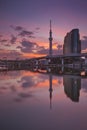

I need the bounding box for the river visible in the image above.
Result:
[0,70,87,130]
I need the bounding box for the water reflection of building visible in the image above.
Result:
[63,76,81,102]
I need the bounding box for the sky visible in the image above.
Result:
[0,0,87,59]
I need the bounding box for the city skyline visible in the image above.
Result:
[0,0,87,59]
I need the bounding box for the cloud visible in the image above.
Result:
[10,25,35,38]
[18,30,35,38]
[0,49,23,59]
[0,38,10,47]
[0,35,13,46]
[0,35,3,37]
[35,27,40,30]
[0,39,8,43]
[0,35,8,44]
[14,26,23,31]
[10,25,23,31]
[17,40,37,53]
[18,93,33,98]
[4,44,11,47]
[10,85,16,92]
[83,36,87,40]
[10,35,17,44]
[17,40,62,55]
[0,86,7,90]
[37,44,63,55]
[22,81,34,88]
[81,36,87,51]
[37,46,48,54]
[57,44,62,50]
[17,40,48,54]
[21,76,35,88]
[14,92,34,102]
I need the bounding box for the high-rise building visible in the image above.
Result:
[63,29,81,54]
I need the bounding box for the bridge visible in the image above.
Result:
[35,53,87,59]
[0,52,87,71]
[29,53,87,68]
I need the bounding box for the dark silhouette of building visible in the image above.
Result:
[63,76,81,102]
[63,29,81,54]
[49,20,53,56]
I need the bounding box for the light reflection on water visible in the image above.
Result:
[0,70,87,130]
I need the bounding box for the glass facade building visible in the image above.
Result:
[63,29,81,54]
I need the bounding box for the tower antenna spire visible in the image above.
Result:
[49,20,53,56]
[50,20,52,30]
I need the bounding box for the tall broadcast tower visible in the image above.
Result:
[49,20,53,56]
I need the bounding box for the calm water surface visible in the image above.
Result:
[0,70,87,130]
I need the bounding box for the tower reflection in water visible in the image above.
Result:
[48,74,81,107]
[49,74,53,109]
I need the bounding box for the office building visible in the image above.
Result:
[63,29,81,54]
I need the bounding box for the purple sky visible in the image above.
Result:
[0,0,87,59]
